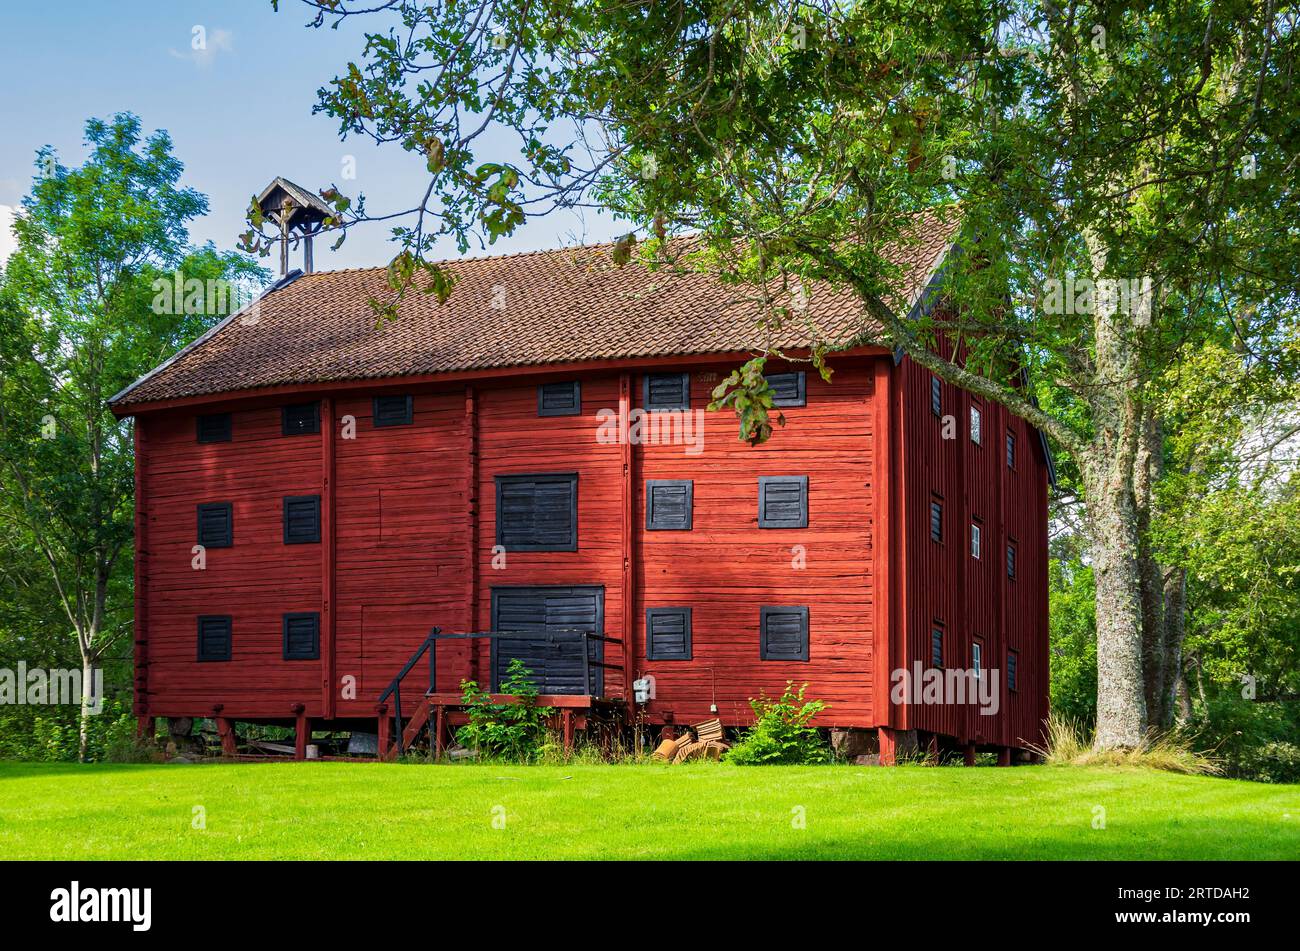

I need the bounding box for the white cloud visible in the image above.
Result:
[0,205,17,269]
[169,27,234,68]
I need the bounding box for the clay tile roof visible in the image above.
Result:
[111,211,958,409]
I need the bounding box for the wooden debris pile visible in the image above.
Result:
[654,718,729,763]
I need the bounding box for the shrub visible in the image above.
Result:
[726,682,831,765]
[1189,698,1300,784]
[454,658,554,762]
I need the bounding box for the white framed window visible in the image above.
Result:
[970,405,983,445]
[972,641,983,677]
[971,522,982,559]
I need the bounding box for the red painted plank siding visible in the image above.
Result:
[892,330,1050,750]
[134,346,1043,742]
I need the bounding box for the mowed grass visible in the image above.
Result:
[1,760,1297,860]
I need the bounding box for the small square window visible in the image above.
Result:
[196,413,232,443]
[765,372,806,408]
[538,381,581,416]
[971,522,982,559]
[970,405,983,445]
[1008,650,1019,691]
[644,372,690,411]
[196,502,233,548]
[282,612,320,661]
[1006,431,1017,469]
[760,606,810,661]
[759,476,808,529]
[373,394,413,427]
[283,495,321,544]
[930,376,942,416]
[1007,541,1018,580]
[495,473,579,551]
[646,480,693,531]
[646,607,692,660]
[197,615,232,662]
[931,625,944,669]
[282,402,320,436]
[929,498,943,543]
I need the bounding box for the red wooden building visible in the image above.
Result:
[110,210,1051,763]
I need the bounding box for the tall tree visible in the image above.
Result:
[0,114,265,759]
[269,0,1300,746]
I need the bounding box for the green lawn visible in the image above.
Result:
[1,760,1297,860]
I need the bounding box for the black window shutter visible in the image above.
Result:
[931,376,942,416]
[196,413,232,443]
[765,372,806,408]
[929,499,943,542]
[197,615,232,662]
[643,372,690,411]
[282,402,320,436]
[760,606,810,661]
[931,627,944,668]
[283,495,321,544]
[758,476,808,528]
[646,480,693,530]
[646,607,692,660]
[282,612,320,660]
[495,473,579,551]
[373,394,413,427]
[538,381,581,416]
[196,502,233,548]
[1007,650,1019,691]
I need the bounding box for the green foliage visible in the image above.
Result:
[0,113,265,759]
[454,658,555,762]
[726,682,831,765]
[1049,556,1098,727]
[1189,697,1300,785]
[0,699,138,762]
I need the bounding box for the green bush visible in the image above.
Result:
[454,659,555,762]
[1191,698,1300,783]
[726,682,831,765]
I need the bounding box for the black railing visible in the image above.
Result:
[376,627,623,757]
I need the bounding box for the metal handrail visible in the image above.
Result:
[376,626,625,756]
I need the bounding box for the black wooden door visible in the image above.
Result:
[490,586,605,695]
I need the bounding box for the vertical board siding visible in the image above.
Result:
[895,325,1050,751]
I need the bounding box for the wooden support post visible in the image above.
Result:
[964,743,976,766]
[132,421,151,725]
[292,704,308,761]
[562,709,575,753]
[321,396,337,719]
[434,705,446,759]
[465,385,479,686]
[136,716,155,741]
[216,717,237,758]
[879,727,897,766]
[927,733,941,764]
[377,704,390,759]
[619,372,636,717]
[997,746,1012,767]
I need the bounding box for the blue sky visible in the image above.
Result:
[0,1,620,271]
